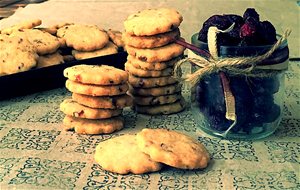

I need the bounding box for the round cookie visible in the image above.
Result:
[0,35,38,75]
[126,41,185,63]
[65,80,129,96]
[72,41,118,60]
[72,93,133,109]
[129,83,182,96]
[10,29,60,55]
[124,8,183,36]
[125,61,173,77]
[37,51,64,68]
[133,93,182,106]
[57,24,109,51]
[63,115,124,135]
[60,99,122,119]
[136,128,210,169]
[127,54,182,71]
[128,75,178,88]
[134,98,186,115]
[63,64,128,85]
[1,19,42,35]
[122,28,180,48]
[94,134,163,174]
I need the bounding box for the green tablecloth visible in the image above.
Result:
[0,60,299,190]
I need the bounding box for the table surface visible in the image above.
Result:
[0,1,300,189]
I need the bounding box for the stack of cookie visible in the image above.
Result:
[56,24,119,60]
[123,8,186,115]
[60,64,133,135]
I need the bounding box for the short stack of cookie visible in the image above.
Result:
[60,64,133,135]
[123,8,186,115]
[56,24,119,60]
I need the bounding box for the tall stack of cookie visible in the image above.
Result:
[60,64,133,135]
[123,8,186,115]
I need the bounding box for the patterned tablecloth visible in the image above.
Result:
[0,60,299,190]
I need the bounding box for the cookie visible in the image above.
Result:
[57,24,109,51]
[94,134,162,174]
[60,99,122,119]
[134,98,186,115]
[107,29,124,48]
[124,8,183,36]
[128,75,177,88]
[129,83,182,96]
[63,115,124,134]
[65,80,129,96]
[136,128,210,169]
[133,93,182,106]
[0,35,38,75]
[122,28,180,48]
[38,22,74,35]
[127,54,182,71]
[1,19,42,35]
[72,41,118,60]
[10,29,61,55]
[37,51,64,68]
[125,61,173,77]
[72,93,133,109]
[126,40,185,63]
[64,64,128,85]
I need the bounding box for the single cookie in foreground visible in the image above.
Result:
[134,98,186,115]
[60,99,122,119]
[63,64,128,85]
[72,93,133,109]
[63,115,124,134]
[94,134,163,174]
[124,8,183,36]
[136,128,210,169]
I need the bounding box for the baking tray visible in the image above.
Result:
[0,51,128,100]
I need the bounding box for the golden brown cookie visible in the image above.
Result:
[125,61,173,77]
[72,41,118,60]
[136,128,210,169]
[94,134,163,174]
[126,40,185,63]
[63,115,124,134]
[60,99,122,119]
[129,83,182,96]
[65,80,129,96]
[128,75,177,88]
[124,8,183,36]
[1,19,42,35]
[72,93,133,109]
[107,29,124,48]
[122,28,180,48]
[63,64,128,85]
[133,93,182,106]
[57,24,109,51]
[37,51,64,68]
[134,98,186,115]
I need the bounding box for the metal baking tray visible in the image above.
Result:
[0,51,128,100]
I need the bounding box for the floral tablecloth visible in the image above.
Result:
[0,60,299,190]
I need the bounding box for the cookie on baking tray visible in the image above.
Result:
[60,99,122,119]
[129,82,182,96]
[133,93,182,106]
[122,28,180,48]
[1,19,42,35]
[136,128,210,169]
[94,134,163,174]
[107,29,125,49]
[0,35,38,75]
[124,8,183,36]
[128,75,178,88]
[126,40,186,63]
[63,115,124,135]
[63,64,128,85]
[134,98,186,115]
[125,61,174,78]
[65,80,129,96]
[72,93,133,109]
[57,24,109,51]
[72,41,118,60]
[37,51,64,68]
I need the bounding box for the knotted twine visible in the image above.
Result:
[174,25,291,137]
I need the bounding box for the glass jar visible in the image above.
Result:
[190,33,289,140]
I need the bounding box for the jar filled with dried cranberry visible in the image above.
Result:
[189,9,289,139]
